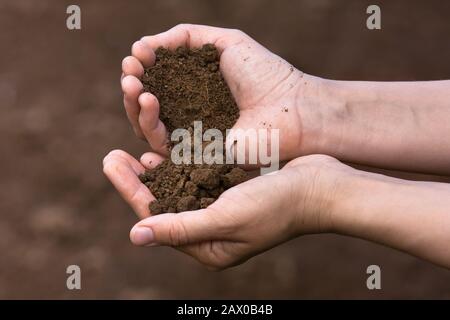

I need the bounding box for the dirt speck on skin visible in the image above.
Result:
[139,44,248,214]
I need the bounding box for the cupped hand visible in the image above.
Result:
[103,151,350,270]
[121,24,320,160]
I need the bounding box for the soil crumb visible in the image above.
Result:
[139,44,248,214]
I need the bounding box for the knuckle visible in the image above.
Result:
[131,40,141,50]
[121,56,131,67]
[174,23,192,32]
[122,75,140,89]
[107,149,127,160]
[102,159,119,176]
[167,220,189,246]
[230,28,243,35]
[122,74,133,82]
[102,150,130,175]
[228,28,246,39]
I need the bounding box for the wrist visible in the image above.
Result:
[287,155,357,235]
[295,76,350,157]
[326,166,400,236]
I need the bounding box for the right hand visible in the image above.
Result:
[120,24,323,160]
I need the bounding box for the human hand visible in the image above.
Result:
[103,151,352,270]
[120,24,324,160]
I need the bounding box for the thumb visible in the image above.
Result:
[129,209,225,247]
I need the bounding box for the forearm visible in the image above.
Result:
[331,169,450,268]
[300,78,450,175]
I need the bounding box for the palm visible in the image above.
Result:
[219,39,304,161]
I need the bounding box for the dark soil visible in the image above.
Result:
[142,44,239,134]
[139,161,247,214]
[139,44,247,214]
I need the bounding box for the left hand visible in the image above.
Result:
[103,151,350,270]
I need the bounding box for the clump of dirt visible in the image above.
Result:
[139,44,248,214]
[139,161,247,214]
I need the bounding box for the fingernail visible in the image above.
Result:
[131,226,154,246]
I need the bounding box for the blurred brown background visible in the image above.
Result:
[0,0,449,299]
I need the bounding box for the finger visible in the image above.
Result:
[104,149,146,175]
[131,40,156,68]
[103,150,154,219]
[121,75,144,139]
[122,56,144,78]
[141,24,244,53]
[140,152,165,170]
[138,93,169,155]
[129,209,228,246]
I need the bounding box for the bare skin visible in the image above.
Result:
[317,79,450,175]
[106,24,450,270]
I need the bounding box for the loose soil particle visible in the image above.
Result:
[139,44,248,214]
